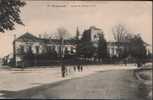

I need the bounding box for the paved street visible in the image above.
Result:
[0,69,146,99]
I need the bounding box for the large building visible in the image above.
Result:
[81,26,125,57]
[81,26,150,59]
[13,32,76,67]
[107,41,130,58]
[12,28,130,67]
[10,26,150,67]
[81,26,104,47]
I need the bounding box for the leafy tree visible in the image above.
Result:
[97,34,108,60]
[44,47,57,59]
[0,0,26,32]
[77,41,96,59]
[130,34,147,58]
[129,34,147,66]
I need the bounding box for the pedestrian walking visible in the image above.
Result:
[74,66,76,72]
[80,65,83,72]
[65,66,68,76]
[61,64,66,77]
[77,65,80,72]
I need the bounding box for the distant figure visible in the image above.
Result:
[77,64,83,72]
[61,64,66,77]
[73,66,76,72]
[65,66,68,76]
[77,65,80,72]
[124,59,127,66]
[80,65,83,72]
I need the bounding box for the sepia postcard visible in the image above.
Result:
[0,0,152,99]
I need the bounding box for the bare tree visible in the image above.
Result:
[56,27,70,77]
[112,24,135,58]
[112,24,128,42]
[56,27,70,40]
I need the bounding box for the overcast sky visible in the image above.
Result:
[0,1,152,58]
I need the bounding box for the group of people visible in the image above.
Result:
[73,65,83,72]
[61,64,83,77]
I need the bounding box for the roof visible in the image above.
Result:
[14,32,39,42]
[64,39,77,45]
[90,26,102,30]
[39,38,60,44]
[14,32,77,45]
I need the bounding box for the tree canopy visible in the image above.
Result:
[77,41,96,58]
[0,0,25,32]
[97,33,108,59]
[129,34,147,59]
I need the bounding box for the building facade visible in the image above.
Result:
[81,26,125,58]
[81,26,104,48]
[13,32,76,67]
[11,26,150,67]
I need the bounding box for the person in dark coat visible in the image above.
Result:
[80,65,83,72]
[61,64,66,77]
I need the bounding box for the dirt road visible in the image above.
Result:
[0,70,146,99]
